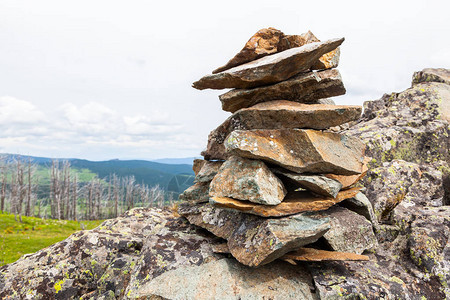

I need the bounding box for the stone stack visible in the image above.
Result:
[178,28,377,267]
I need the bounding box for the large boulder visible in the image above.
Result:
[192,38,344,90]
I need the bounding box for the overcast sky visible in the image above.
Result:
[0,0,449,161]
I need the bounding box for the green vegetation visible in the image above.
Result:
[0,213,103,266]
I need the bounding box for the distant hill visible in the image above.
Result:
[0,154,195,193]
[151,157,198,165]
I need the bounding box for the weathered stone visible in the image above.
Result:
[177,202,330,266]
[273,168,342,197]
[219,69,346,113]
[210,188,361,217]
[340,192,379,230]
[362,160,444,222]
[412,67,450,85]
[311,47,340,70]
[192,38,344,90]
[203,101,361,160]
[179,182,210,203]
[324,156,370,189]
[212,27,285,74]
[192,158,207,175]
[194,160,223,183]
[131,258,316,300]
[209,156,286,205]
[318,206,377,254]
[283,248,369,262]
[278,30,320,51]
[225,129,366,175]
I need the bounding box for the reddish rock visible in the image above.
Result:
[202,101,361,160]
[192,159,206,175]
[210,188,361,217]
[220,69,346,113]
[192,38,344,90]
[283,248,369,262]
[225,129,366,175]
[324,156,370,189]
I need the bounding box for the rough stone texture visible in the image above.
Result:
[362,160,444,223]
[194,160,223,183]
[0,208,220,299]
[219,69,346,113]
[311,47,340,70]
[278,30,320,51]
[177,202,330,267]
[192,159,206,175]
[209,156,286,205]
[412,67,450,86]
[212,27,285,74]
[324,156,370,189]
[178,182,210,203]
[273,168,342,197]
[225,129,366,175]
[284,248,369,262]
[192,38,344,90]
[210,188,361,217]
[203,101,361,160]
[318,206,377,254]
[339,192,379,230]
[132,258,317,300]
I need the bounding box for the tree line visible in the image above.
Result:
[0,156,177,221]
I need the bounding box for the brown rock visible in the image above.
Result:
[194,160,223,183]
[209,156,286,205]
[272,168,342,197]
[212,28,285,74]
[220,69,346,113]
[202,100,361,160]
[192,159,206,175]
[311,47,340,70]
[278,31,320,51]
[225,129,366,175]
[325,156,370,189]
[178,202,331,267]
[192,38,344,90]
[210,187,361,217]
[283,248,369,262]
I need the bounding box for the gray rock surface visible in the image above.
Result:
[209,156,286,205]
[177,202,330,267]
[179,182,210,203]
[192,38,344,90]
[412,67,450,85]
[194,160,223,183]
[219,69,345,113]
[339,192,379,230]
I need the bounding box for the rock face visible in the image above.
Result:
[219,69,346,113]
[178,182,210,203]
[412,67,450,85]
[284,247,369,262]
[209,156,286,205]
[210,188,361,217]
[202,101,361,160]
[178,202,331,267]
[194,160,223,183]
[226,129,366,175]
[192,38,344,90]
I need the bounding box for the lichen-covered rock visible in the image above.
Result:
[226,129,366,175]
[209,156,286,205]
[192,38,344,90]
[130,258,316,300]
[202,101,361,160]
[177,202,330,267]
[192,158,207,175]
[317,206,377,254]
[179,182,210,203]
[412,68,450,85]
[339,192,379,231]
[219,69,346,113]
[194,160,223,183]
[362,160,444,222]
[273,168,342,197]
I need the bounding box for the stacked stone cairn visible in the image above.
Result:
[178,28,378,267]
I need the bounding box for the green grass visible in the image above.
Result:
[0,213,103,266]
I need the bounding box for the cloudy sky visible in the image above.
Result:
[0,0,449,161]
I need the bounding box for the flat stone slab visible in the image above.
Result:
[192,38,344,90]
[210,187,361,217]
[272,168,342,197]
[178,202,330,267]
[194,160,223,183]
[220,69,346,113]
[225,129,366,175]
[202,101,362,160]
[283,248,369,262]
[179,182,210,203]
[209,156,286,205]
[324,156,370,189]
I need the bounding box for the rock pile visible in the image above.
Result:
[178,28,377,267]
